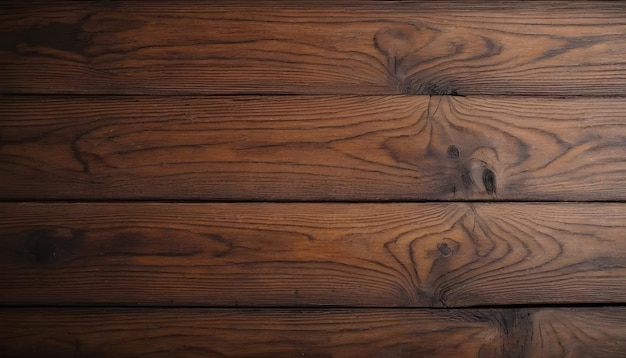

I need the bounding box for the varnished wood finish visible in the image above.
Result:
[529,309,626,357]
[2,2,626,95]
[2,1,625,355]
[3,96,626,200]
[0,308,507,358]
[1,307,625,357]
[1,203,625,307]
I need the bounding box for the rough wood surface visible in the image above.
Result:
[1,203,625,307]
[3,96,626,201]
[1,307,625,357]
[2,2,626,95]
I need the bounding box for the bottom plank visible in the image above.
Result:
[0,308,625,357]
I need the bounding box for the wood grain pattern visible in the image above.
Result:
[3,96,626,200]
[529,309,626,357]
[1,307,625,357]
[2,1,625,354]
[0,308,507,358]
[1,203,625,307]
[2,1,626,95]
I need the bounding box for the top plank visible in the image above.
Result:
[2,1,626,95]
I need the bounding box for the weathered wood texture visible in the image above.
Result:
[1,307,625,357]
[2,203,625,307]
[2,2,626,95]
[3,96,626,200]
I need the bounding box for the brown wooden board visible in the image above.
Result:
[2,2,626,95]
[1,307,625,357]
[2,1,625,355]
[3,96,626,201]
[1,203,625,307]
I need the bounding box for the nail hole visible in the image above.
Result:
[482,168,496,195]
[447,145,460,160]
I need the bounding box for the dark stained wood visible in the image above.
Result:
[1,203,625,307]
[2,0,625,354]
[0,308,506,358]
[528,309,626,357]
[1,307,625,357]
[2,2,626,95]
[3,96,626,200]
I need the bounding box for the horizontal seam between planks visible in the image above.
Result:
[0,303,625,310]
[1,199,626,204]
[5,92,626,99]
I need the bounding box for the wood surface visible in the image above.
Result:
[1,307,625,357]
[3,95,626,201]
[2,1,626,356]
[2,2,626,95]
[2,202,625,307]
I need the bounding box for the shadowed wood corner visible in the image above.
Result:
[1,1,626,357]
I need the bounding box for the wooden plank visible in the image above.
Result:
[3,96,626,201]
[1,307,625,357]
[0,308,506,357]
[528,308,626,357]
[2,2,626,95]
[1,203,625,307]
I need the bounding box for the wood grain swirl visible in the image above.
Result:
[0,307,624,357]
[1,203,625,307]
[2,96,626,200]
[2,1,626,356]
[2,1,626,95]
